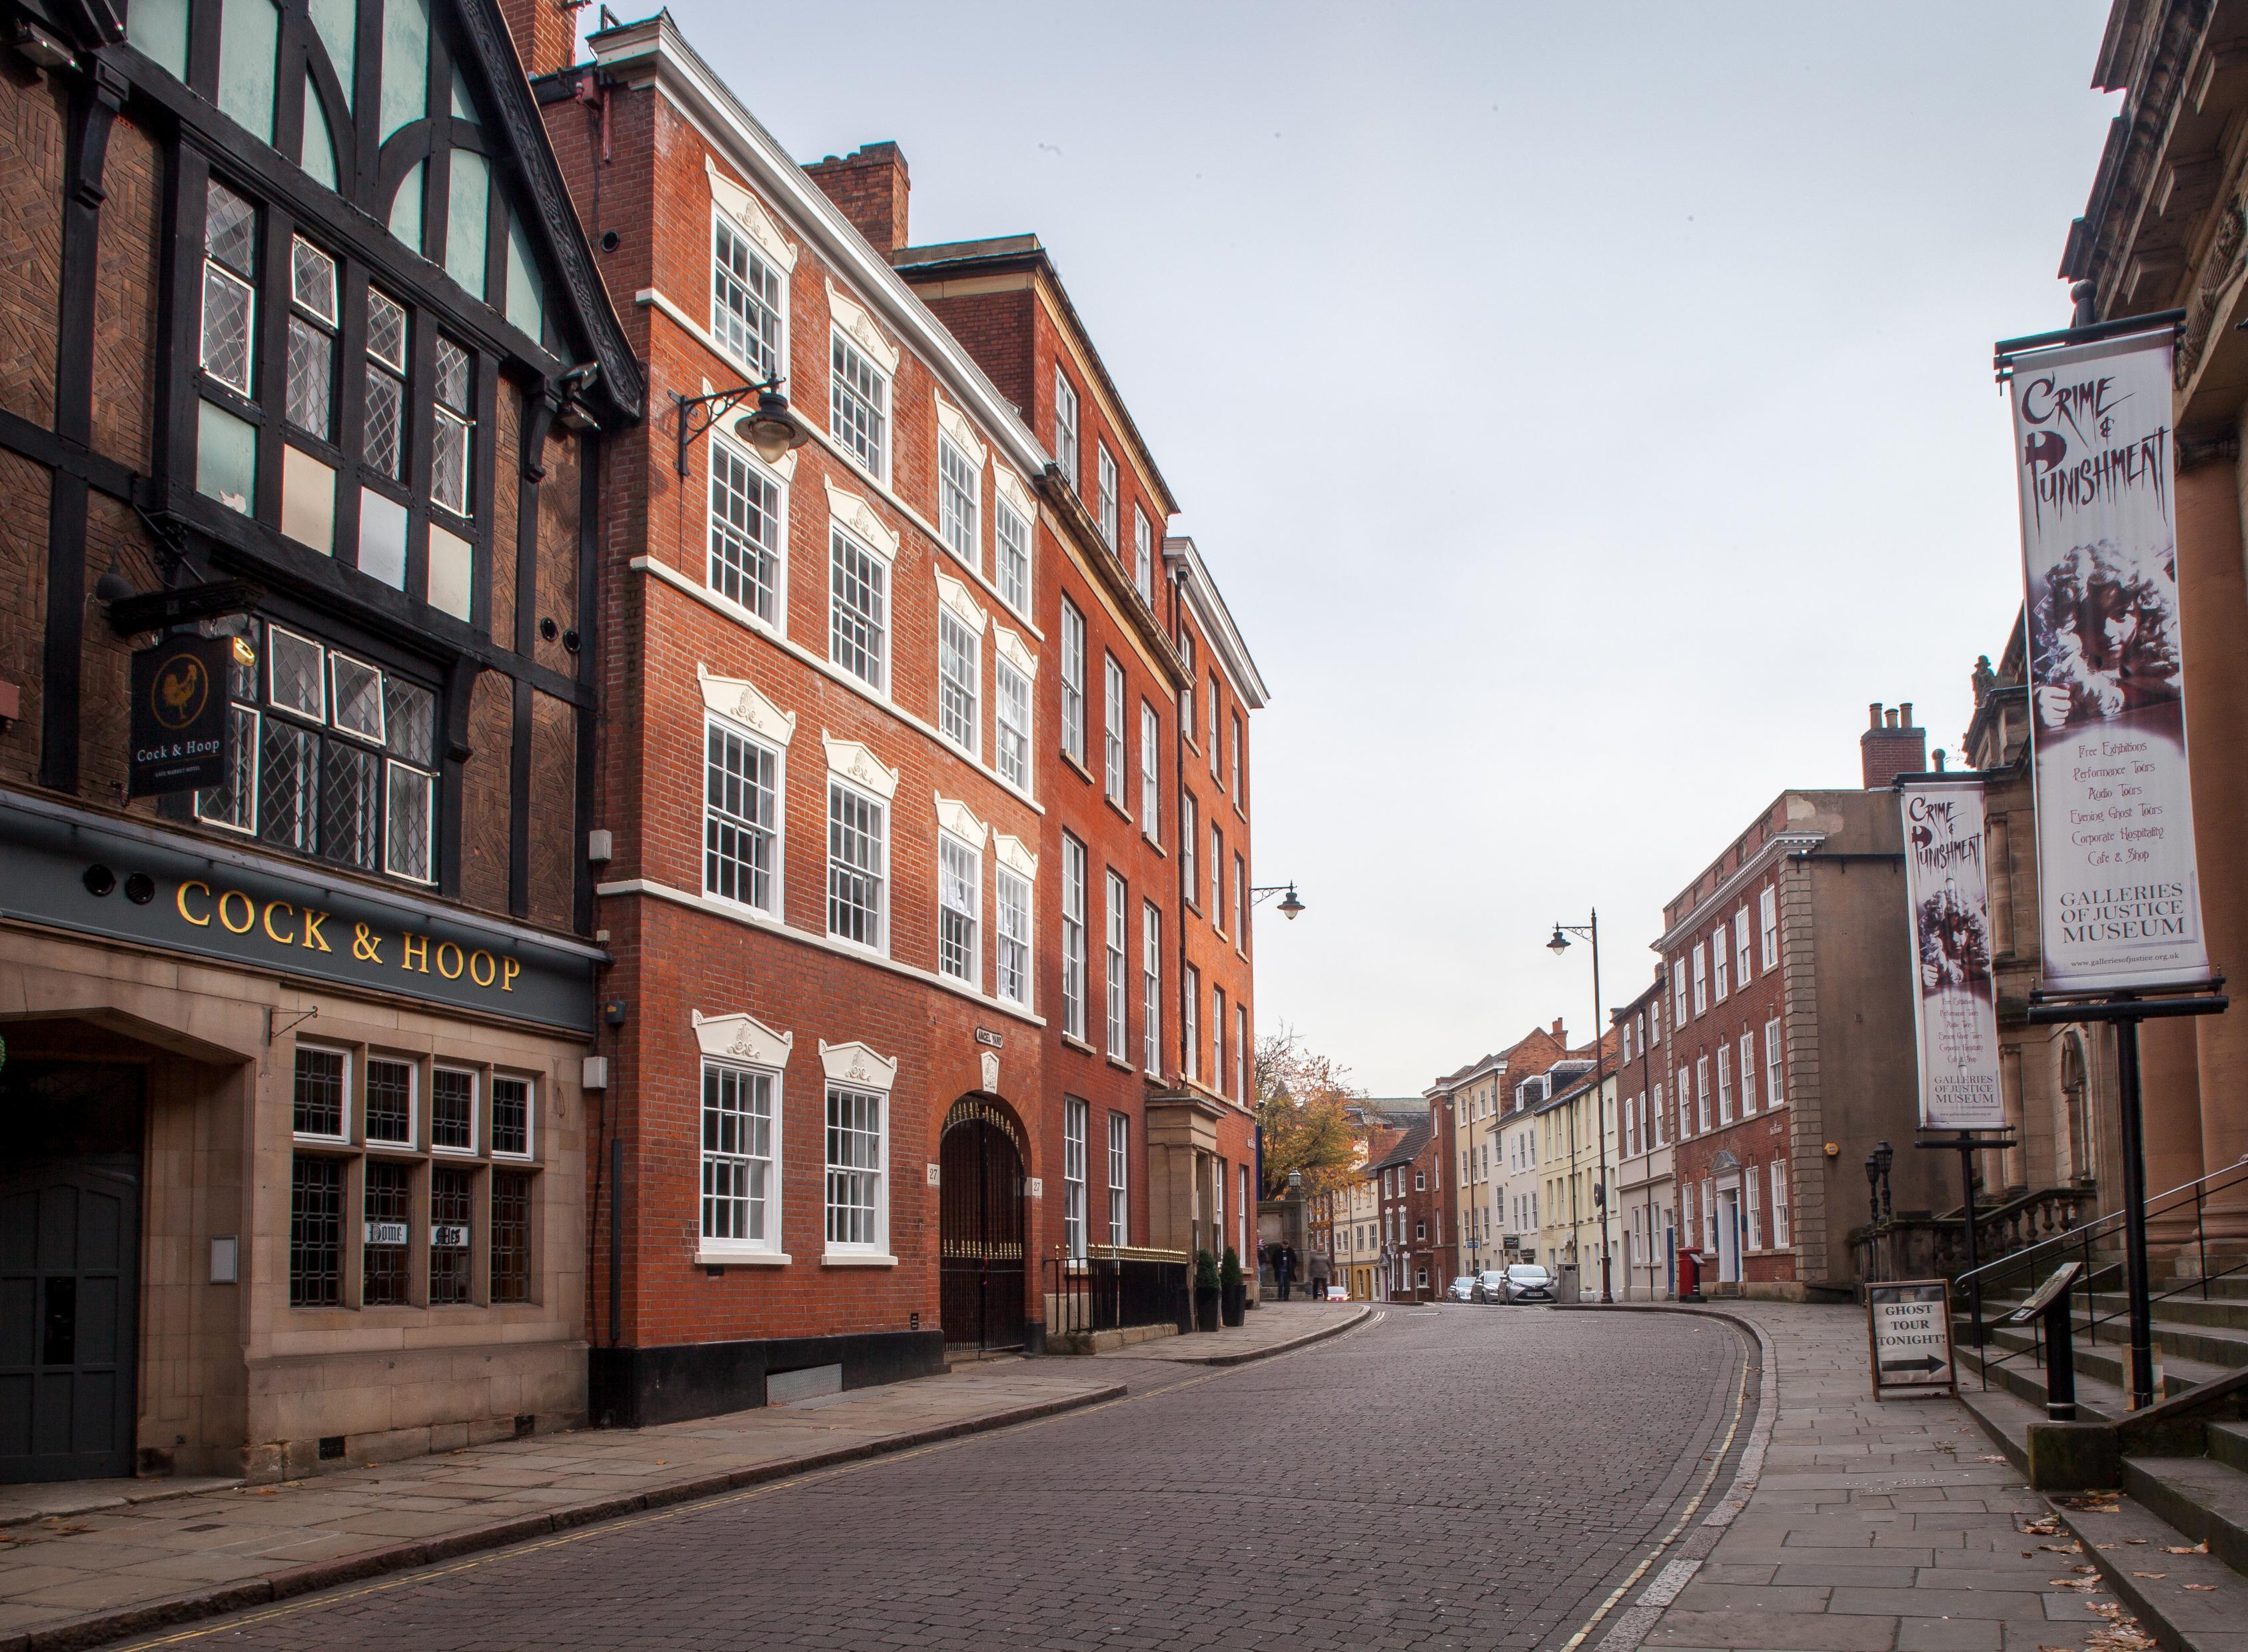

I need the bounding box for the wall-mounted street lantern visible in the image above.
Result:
[675,376,810,476]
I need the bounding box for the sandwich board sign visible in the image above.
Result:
[1866,1279,1956,1396]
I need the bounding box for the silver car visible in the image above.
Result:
[1502,1264,1554,1304]
[1470,1269,1509,1303]
[1445,1275,1476,1302]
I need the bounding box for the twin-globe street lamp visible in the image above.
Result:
[1547,913,1614,1304]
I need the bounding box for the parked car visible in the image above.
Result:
[1502,1264,1554,1304]
[1446,1275,1476,1302]
[1470,1269,1509,1303]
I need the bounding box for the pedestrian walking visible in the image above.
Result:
[1308,1251,1331,1300]
[1275,1244,1295,1301]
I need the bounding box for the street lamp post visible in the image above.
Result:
[1548,911,1613,1304]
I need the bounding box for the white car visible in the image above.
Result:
[1325,1284,1349,1302]
[1502,1264,1554,1304]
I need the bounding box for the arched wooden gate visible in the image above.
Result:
[939,1097,1026,1350]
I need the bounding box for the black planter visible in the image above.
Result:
[1220,1282,1246,1327]
[1195,1285,1222,1332]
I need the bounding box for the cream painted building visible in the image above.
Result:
[1535,1068,1618,1298]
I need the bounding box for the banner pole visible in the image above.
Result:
[2115,1015,2155,1410]
[1958,1134,1980,1344]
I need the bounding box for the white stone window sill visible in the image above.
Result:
[696,1250,792,1268]
[821,1252,898,1268]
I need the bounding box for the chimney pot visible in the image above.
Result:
[1869,703,1884,729]
[1900,702,1914,727]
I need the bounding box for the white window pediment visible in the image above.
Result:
[935,399,989,472]
[935,794,989,849]
[696,664,798,747]
[706,159,800,274]
[824,478,898,560]
[820,1038,898,1092]
[692,1009,794,1070]
[826,282,899,376]
[992,464,1033,522]
[994,833,1037,881]
[934,570,987,634]
[823,732,899,800]
[993,625,1037,679]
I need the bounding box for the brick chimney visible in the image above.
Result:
[496,0,577,79]
[1861,702,1928,789]
[806,143,911,257]
[1550,1018,1565,1041]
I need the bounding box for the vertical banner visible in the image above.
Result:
[1901,780,2005,1130]
[2007,328,2209,993]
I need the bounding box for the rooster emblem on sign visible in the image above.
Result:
[152,655,207,729]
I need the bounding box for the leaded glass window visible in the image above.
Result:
[199,621,440,885]
[201,181,257,396]
[364,288,406,479]
[362,1160,410,1305]
[365,1057,413,1145]
[285,238,336,437]
[430,1166,472,1305]
[430,335,472,518]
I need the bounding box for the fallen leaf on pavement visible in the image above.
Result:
[2131,1572,2166,1579]
[2165,1543,2207,1555]
[2184,1584,2216,1591]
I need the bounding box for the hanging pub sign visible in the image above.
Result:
[127,634,233,798]
[2004,325,2210,994]
[1900,779,2007,1130]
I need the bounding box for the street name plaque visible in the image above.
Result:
[1866,1278,1957,1397]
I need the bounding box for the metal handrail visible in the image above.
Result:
[1957,1156,2248,1290]
[1961,1155,2248,1396]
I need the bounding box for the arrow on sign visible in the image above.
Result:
[1880,1356,1947,1374]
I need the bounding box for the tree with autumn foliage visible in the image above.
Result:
[1255,1025,1365,1199]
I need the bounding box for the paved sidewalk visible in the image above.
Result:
[0,1361,1122,1652]
[1106,1296,1370,1364]
[1612,1300,2156,1652]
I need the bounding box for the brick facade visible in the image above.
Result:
[554,13,1267,1418]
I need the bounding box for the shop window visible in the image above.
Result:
[365,1057,415,1146]
[362,1160,411,1305]
[430,1166,474,1305]
[432,1067,476,1153]
[492,1076,532,1158]
[491,1170,532,1304]
[292,1044,349,1140]
[288,1154,344,1307]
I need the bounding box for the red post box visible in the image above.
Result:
[1678,1248,1704,1302]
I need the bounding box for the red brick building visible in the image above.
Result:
[1368,1120,1440,1300]
[0,0,640,1481]
[544,13,1266,1423]
[1662,706,1931,1298]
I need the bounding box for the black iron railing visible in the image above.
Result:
[1957,1156,2248,1394]
[1045,1246,1191,1339]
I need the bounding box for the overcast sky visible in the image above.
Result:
[611,3,2118,1096]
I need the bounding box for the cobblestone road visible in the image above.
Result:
[107,1306,1748,1652]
